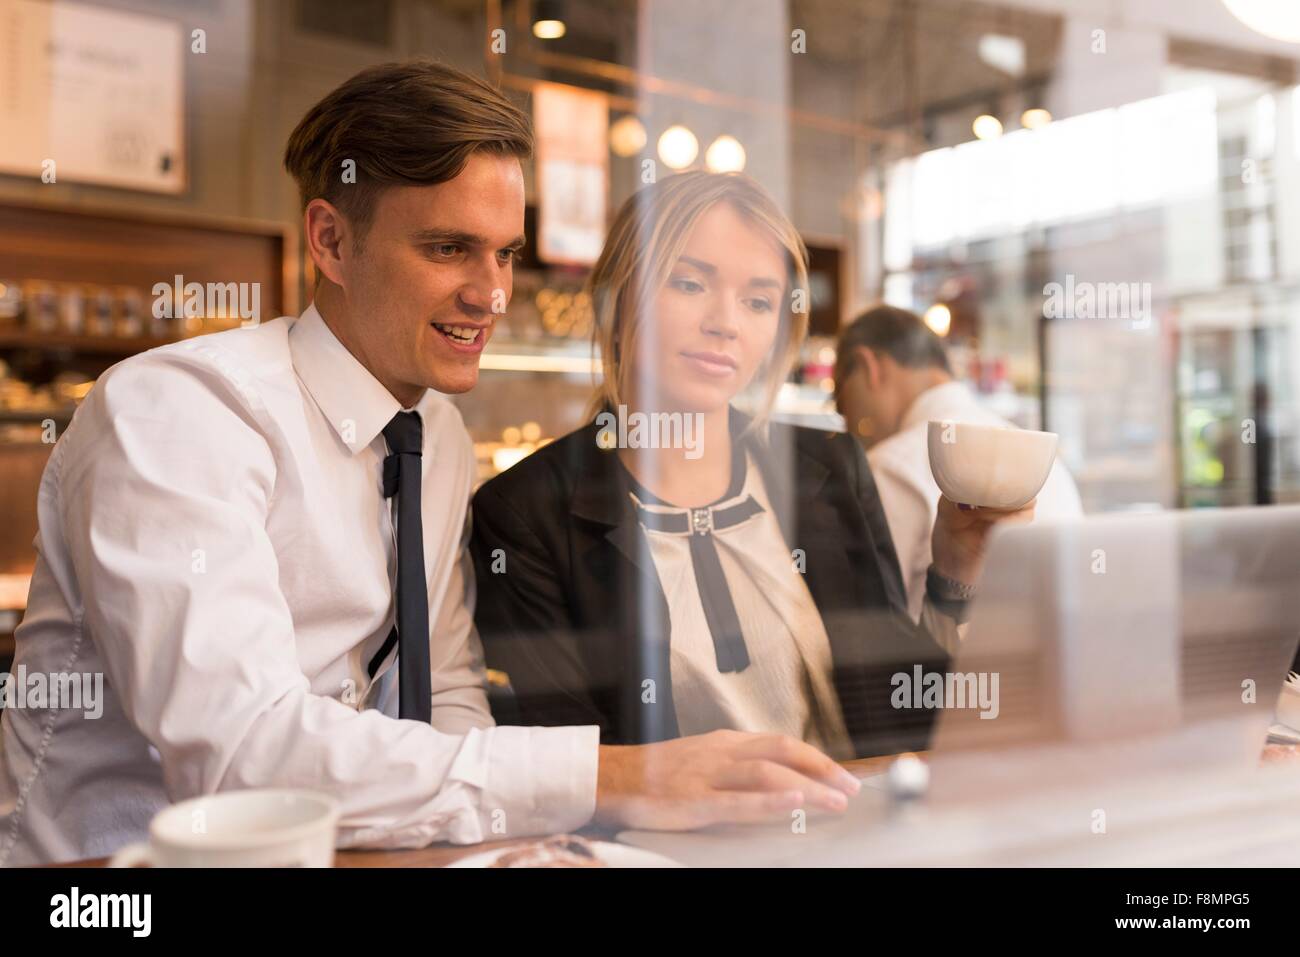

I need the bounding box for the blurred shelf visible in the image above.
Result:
[0,329,178,355]
[479,339,600,374]
[774,381,834,414]
[0,574,29,612]
[480,353,599,374]
[0,330,598,370]
[766,382,843,431]
[0,408,75,425]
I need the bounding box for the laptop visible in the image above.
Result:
[618,505,1300,865]
[924,504,1300,801]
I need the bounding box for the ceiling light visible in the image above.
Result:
[1021,107,1052,129]
[1222,0,1300,42]
[532,0,566,39]
[609,115,646,157]
[657,125,699,170]
[924,303,952,337]
[704,134,746,172]
[972,114,1003,140]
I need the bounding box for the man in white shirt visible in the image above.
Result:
[834,305,1084,622]
[0,60,862,866]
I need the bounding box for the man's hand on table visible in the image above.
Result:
[592,730,861,830]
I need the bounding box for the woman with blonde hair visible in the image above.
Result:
[471,171,1027,759]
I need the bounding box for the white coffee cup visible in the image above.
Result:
[109,789,339,868]
[927,420,1058,510]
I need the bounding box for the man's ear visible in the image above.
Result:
[855,346,884,389]
[304,198,351,288]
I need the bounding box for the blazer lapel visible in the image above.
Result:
[568,424,679,743]
[753,425,908,749]
[748,421,842,604]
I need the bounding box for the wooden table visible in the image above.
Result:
[55,747,1300,867]
[57,754,898,868]
[337,754,898,867]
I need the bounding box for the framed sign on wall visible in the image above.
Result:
[533,82,608,267]
[0,0,186,194]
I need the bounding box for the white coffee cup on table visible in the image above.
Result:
[927,420,1058,510]
[109,789,339,867]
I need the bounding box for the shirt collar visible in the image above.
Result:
[899,380,977,432]
[289,303,412,455]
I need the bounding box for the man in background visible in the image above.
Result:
[834,304,1084,621]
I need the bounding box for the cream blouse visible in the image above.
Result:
[628,452,855,760]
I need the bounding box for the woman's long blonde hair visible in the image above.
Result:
[585,171,810,430]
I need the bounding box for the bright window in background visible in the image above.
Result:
[882,160,914,273]
[889,88,1220,253]
[1291,85,1300,160]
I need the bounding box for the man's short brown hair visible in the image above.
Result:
[283,58,533,244]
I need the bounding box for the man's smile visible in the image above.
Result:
[430,319,490,354]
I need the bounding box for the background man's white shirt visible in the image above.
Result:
[868,381,1085,622]
[0,305,597,866]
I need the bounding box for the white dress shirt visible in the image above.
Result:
[632,454,855,760]
[0,305,598,866]
[868,381,1085,623]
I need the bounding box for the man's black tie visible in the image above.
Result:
[367,411,432,723]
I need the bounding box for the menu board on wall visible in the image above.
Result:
[0,0,185,194]
[533,82,608,266]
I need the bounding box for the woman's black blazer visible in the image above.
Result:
[469,410,951,758]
